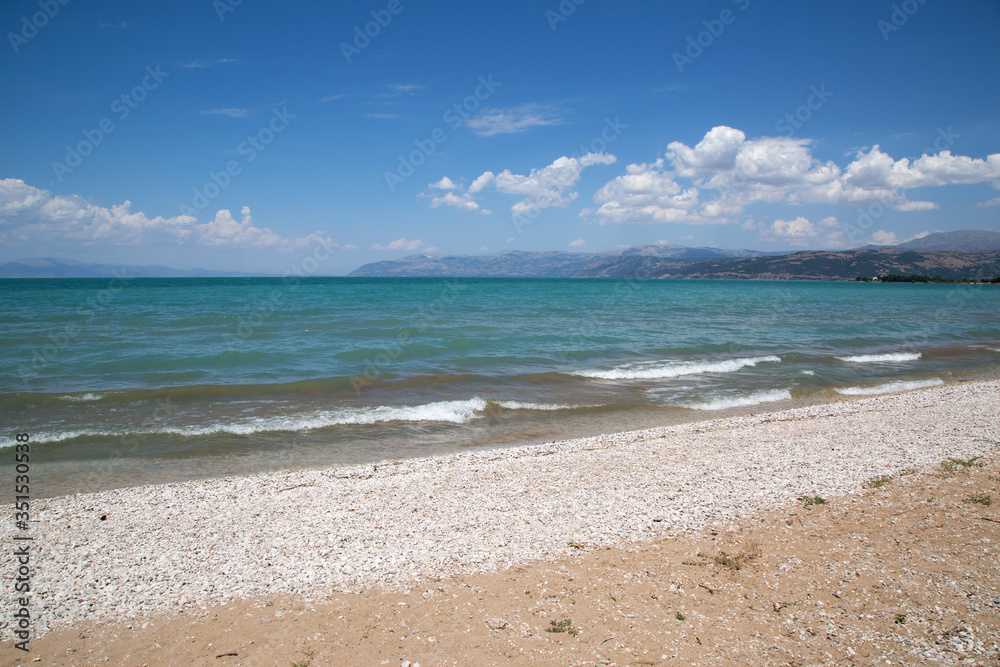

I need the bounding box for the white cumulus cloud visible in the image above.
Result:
[869,230,899,245]
[892,200,939,211]
[770,217,816,240]
[423,153,616,218]
[495,153,617,215]
[585,159,701,224]
[371,238,425,251]
[0,179,330,249]
[428,176,459,190]
[758,216,846,247]
[427,191,486,214]
[587,126,1000,225]
[667,125,746,177]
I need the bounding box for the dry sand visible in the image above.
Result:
[2,380,998,665]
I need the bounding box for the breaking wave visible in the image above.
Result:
[836,352,921,363]
[572,355,781,380]
[834,378,944,396]
[680,388,792,411]
[4,398,583,446]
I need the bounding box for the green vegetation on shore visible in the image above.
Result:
[854,274,1000,283]
[863,474,895,489]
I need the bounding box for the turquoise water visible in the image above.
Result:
[2,277,999,498]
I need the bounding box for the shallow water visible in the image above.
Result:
[2,277,998,497]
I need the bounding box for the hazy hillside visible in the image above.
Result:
[348,245,778,278]
[895,230,1000,251]
[6,230,998,280]
[648,249,1000,281]
[349,230,1000,280]
[348,250,600,278]
[0,258,252,279]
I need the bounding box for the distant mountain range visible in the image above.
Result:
[886,229,1000,252]
[349,230,1000,281]
[0,258,252,279]
[4,229,1000,280]
[644,248,1000,281]
[348,243,784,279]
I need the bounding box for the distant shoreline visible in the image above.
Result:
[0,275,1000,285]
[4,230,1000,279]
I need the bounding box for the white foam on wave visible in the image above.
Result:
[57,393,103,402]
[495,400,577,411]
[800,370,815,376]
[834,378,944,396]
[681,388,792,411]
[837,352,921,363]
[185,398,493,435]
[5,429,111,446]
[573,355,781,380]
[200,399,583,434]
[2,398,583,446]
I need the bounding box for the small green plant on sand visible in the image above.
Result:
[894,614,907,624]
[687,549,759,570]
[863,474,893,489]
[966,493,992,507]
[799,495,827,506]
[546,619,579,636]
[682,551,711,566]
[290,649,313,667]
[943,456,983,473]
[675,611,686,621]
[712,551,757,571]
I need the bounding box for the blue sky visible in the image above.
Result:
[1,0,999,274]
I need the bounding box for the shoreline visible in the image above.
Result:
[23,367,1000,501]
[2,379,998,642]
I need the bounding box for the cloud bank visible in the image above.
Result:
[424,126,1000,233]
[423,152,617,216]
[0,179,331,249]
[586,126,1000,224]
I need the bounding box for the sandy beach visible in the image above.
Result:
[2,379,998,665]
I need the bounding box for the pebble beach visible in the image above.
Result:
[2,379,998,642]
